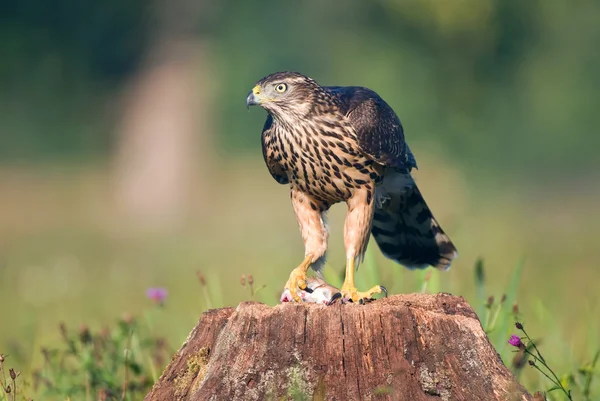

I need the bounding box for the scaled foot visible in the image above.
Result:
[282,255,314,302]
[329,284,387,305]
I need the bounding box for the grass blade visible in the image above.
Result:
[474,258,486,318]
[492,257,525,356]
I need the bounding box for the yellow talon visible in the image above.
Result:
[339,257,386,303]
[340,283,385,303]
[284,255,312,302]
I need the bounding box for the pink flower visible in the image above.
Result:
[146,287,168,304]
[508,334,522,348]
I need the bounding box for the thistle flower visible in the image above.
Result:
[146,287,168,304]
[508,334,522,348]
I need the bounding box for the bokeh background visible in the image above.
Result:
[1,0,599,395]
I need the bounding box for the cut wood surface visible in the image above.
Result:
[145,293,531,401]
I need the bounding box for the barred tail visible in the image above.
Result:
[372,173,457,270]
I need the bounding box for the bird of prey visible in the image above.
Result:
[246,71,457,304]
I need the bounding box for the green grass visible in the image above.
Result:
[0,161,599,399]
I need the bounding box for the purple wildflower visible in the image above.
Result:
[146,287,168,304]
[508,334,522,348]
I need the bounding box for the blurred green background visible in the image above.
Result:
[1,0,599,396]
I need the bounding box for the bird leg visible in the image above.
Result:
[285,190,329,302]
[334,188,387,304]
[338,257,387,303]
[283,254,312,302]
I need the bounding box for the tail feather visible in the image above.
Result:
[372,172,457,270]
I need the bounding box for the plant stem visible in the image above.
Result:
[489,302,503,331]
[521,328,546,364]
[484,307,491,330]
[121,330,133,401]
[0,363,7,401]
[583,349,599,400]
[522,330,563,386]
[523,348,573,400]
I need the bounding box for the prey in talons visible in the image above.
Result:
[281,277,340,305]
[280,277,387,305]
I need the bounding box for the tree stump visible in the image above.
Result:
[145,293,531,401]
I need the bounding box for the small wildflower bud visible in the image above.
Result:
[508,335,522,348]
[487,295,494,307]
[500,294,507,304]
[512,303,519,315]
[9,368,16,380]
[79,324,92,344]
[4,385,11,393]
[515,322,523,330]
[59,322,68,340]
[122,312,134,325]
[529,360,535,366]
[248,275,254,285]
[240,275,246,286]
[0,353,5,362]
[197,271,206,286]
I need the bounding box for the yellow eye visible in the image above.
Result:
[275,83,287,93]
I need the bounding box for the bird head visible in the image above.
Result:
[246,71,322,120]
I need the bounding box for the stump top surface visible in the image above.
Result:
[146,293,531,401]
[242,292,475,314]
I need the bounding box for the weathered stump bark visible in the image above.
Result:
[145,293,531,401]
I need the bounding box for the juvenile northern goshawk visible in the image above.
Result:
[246,71,457,303]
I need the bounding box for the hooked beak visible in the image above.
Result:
[246,85,261,109]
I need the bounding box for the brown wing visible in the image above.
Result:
[325,86,417,171]
[261,115,289,184]
[326,86,456,269]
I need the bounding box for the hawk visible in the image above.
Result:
[246,72,457,303]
